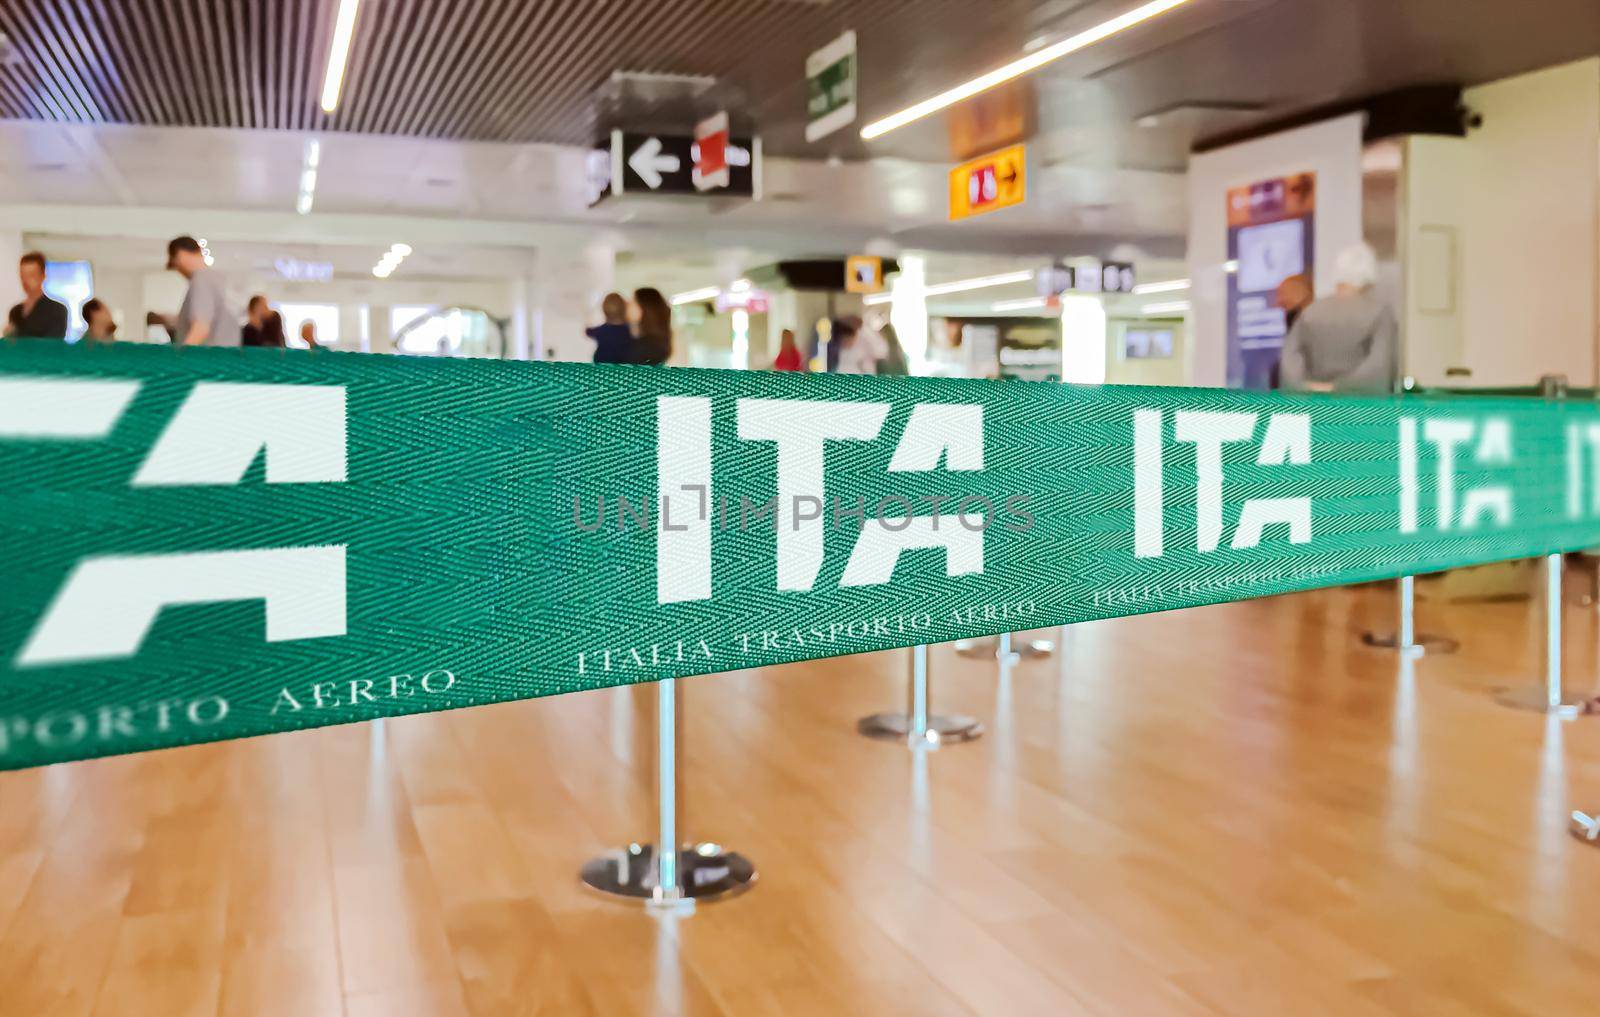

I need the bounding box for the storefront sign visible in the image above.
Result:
[2,341,1596,768]
[805,30,857,142]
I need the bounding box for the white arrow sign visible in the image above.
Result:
[628,137,681,189]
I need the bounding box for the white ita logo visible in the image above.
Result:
[0,377,347,668]
[654,396,987,604]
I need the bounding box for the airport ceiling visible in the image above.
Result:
[2,0,1599,170]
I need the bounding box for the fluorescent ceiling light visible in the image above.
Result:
[320,0,362,113]
[297,139,321,215]
[992,297,1046,312]
[671,286,721,306]
[1132,278,1190,295]
[860,0,1197,140]
[1141,300,1191,315]
[925,270,1036,297]
[865,268,1036,305]
[390,243,412,257]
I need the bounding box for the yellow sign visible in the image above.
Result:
[845,255,884,293]
[949,144,1026,221]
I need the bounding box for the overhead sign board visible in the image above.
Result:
[949,144,1026,221]
[805,30,857,143]
[589,130,761,205]
[845,255,884,294]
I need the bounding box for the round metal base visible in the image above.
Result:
[1360,631,1459,655]
[1572,811,1600,845]
[580,843,756,906]
[857,712,983,746]
[1493,684,1590,718]
[954,637,1053,659]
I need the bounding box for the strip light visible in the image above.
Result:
[1141,300,1191,316]
[320,0,363,113]
[992,297,1046,312]
[297,138,320,215]
[1132,278,1190,295]
[670,286,722,306]
[860,0,1197,140]
[864,269,1035,306]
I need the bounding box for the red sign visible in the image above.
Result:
[693,112,730,192]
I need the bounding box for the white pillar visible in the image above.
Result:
[533,243,615,363]
[0,228,23,316]
[367,304,395,354]
[508,277,531,361]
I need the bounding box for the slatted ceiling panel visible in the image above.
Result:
[0,0,971,147]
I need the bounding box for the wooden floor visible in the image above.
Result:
[3,581,1600,1016]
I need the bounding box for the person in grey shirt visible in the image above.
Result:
[1278,242,1396,394]
[166,235,239,346]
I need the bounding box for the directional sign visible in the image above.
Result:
[806,30,857,143]
[629,136,681,189]
[590,130,760,204]
[845,255,884,294]
[949,143,1026,222]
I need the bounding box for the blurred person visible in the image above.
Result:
[1279,243,1396,394]
[1268,274,1313,389]
[166,236,237,346]
[630,287,673,366]
[832,316,883,375]
[772,328,804,371]
[300,320,319,348]
[1275,273,1313,332]
[875,317,909,376]
[587,292,633,364]
[80,298,116,342]
[4,251,68,339]
[241,295,286,347]
[145,311,175,343]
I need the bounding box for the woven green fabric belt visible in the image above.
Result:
[1,341,1596,769]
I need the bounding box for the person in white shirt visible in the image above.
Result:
[832,316,885,375]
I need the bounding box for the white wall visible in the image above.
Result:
[0,228,21,312]
[1399,59,1600,388]
[109,266,514,349]
[1186,113,1367,386]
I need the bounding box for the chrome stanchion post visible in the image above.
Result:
[908,643,929,741]
[955,631,1051,659]
[1496,554,1586,717]
[1400,574,1415,651]
[580,678,756,905]
[859,644,982,747]
[1361,574,1457,654]
[1572,811,1600,844]
[654,678,682,905]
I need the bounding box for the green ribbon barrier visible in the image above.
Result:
[2,341,1598,769]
